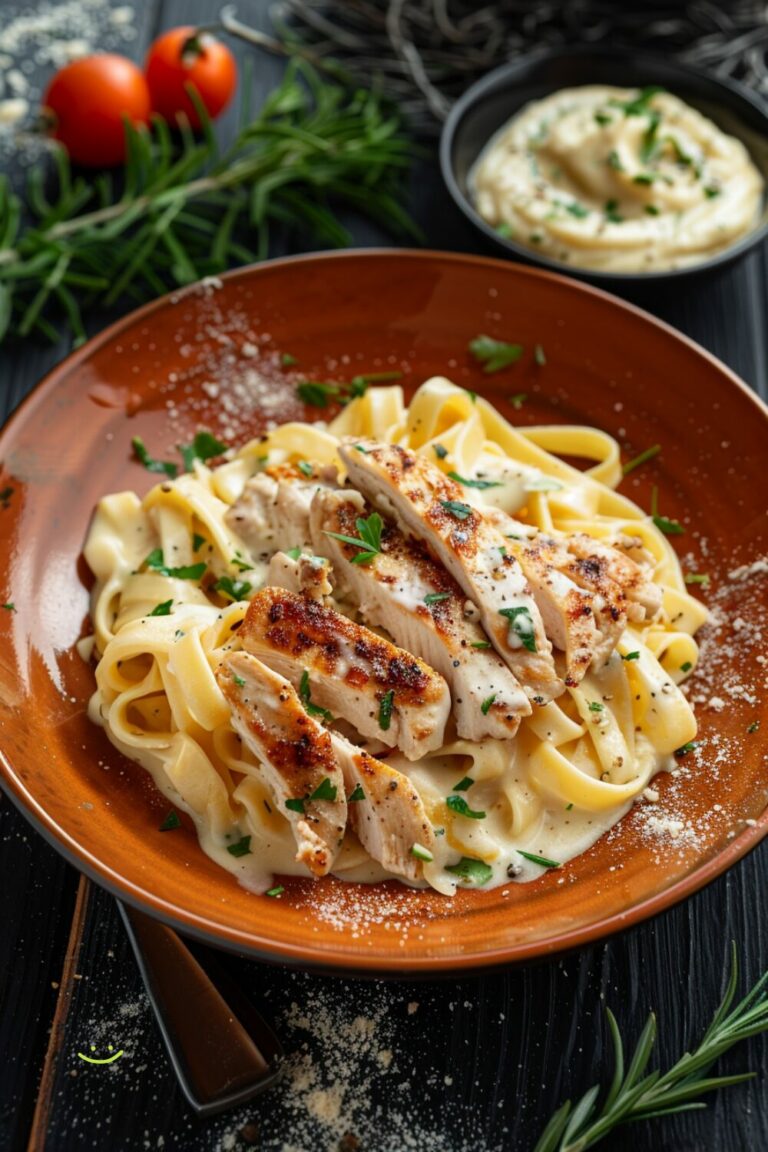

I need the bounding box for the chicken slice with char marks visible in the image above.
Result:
[338,439,562,703]
[312,488,530,738]
[217,651,346,877]
[567,533,663,620]
[486,512,625,684]
[239,587,451,761]
[329,732,435,882]
[218,653,434,883]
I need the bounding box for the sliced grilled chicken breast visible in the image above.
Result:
[329,733,435,882]
[338,440,562,703]
[239,587,451,760]
[312,489,530,737]
[567,533,663,620]
[225,463,337,554]
[217,652,346,877]
[483,509,625,684]
[267,550,334,601]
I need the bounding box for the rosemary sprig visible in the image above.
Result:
[533,943,768,1152]
[0,58,419,346]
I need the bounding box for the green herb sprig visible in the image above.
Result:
[0,59,419,346]
[469,334,524,373]
[533,943,768,1152]
[325,511,384,565]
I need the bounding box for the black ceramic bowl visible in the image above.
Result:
[440,48,768,286]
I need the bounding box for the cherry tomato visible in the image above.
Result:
[145,27,238,129]
[42,54,151,168]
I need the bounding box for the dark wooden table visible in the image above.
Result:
[1,3,767,1150]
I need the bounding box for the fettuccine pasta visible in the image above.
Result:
[83,379,705,895]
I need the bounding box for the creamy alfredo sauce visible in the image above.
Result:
[471,85,764,272]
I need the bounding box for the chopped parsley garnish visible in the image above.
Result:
[622,651,640,661]
[179,431,228,472]
[298,372,402,408]
[378,689,395,731]
[433,443,448,460]
[266,885,285,897]
[297,380,343,407]
[747,721,760,734]
[650,486,684,535]
[453,776,474,792]
[439,499,473,520]
[411,843,434,863]
[566,201,589,218]
[534,344,546,367]
[674,741,698,758]
[448,471,503,490]
[496,222,513,238]
[680,661,693,673]
[684,573,710,587]
[348,784,365,802]
[471,640,491,649]
[645,204,661,216]
[611,86,664,117]
[468,334,524,374]
[588,701,604,712]
[192,533,206,552]
[607,149,624,172]
[509,392,527,409]
[227,835,252,857]
[565,802,574,811]
[299,670,333,723]
[310,777,338,802]
[159,810,181,831]
[604,199,624,223]
[297,460,313,477]
[481,694,496,715]
[445,856,493,885]
[143,549,206,581]
[517,849,560,868]
[424,592,450,605]
[633,173,655,186]
[214,576,252,602]
[594,110,612,126]
[324,512,383,565]
[232,672,246,688]
[132,436,178,478]
[464,389,477,403]
[280,352,298,367]
[498,606,537,652]
[231,557,251,571]
[640,111,662,163]
[622,443,661,476]
[2,602,15,612]
[285,546,302,560]
[285,798,306,814]
[704,185,721,199]
[354,444,368,453]
[666,135,693,166]
[148,599,173,617]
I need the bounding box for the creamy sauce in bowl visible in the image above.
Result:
[470,85,765,273]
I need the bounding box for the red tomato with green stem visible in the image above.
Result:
[42,54,151,167]
[145,27,238,129]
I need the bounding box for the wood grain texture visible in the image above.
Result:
[0,0,766,1149]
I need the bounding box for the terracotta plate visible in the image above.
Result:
[1,250,766,974]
